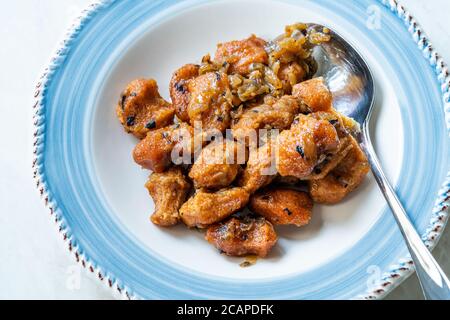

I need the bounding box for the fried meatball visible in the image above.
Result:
[309,136,370,204]
[276,114,340,179]
[205,216,277,257]
[249,188,313,227]
[116,79,175,139]
[169,64,200,122]
[237,140,277,193]
[292,77,332,112]
[180,188,250,228]
[187,71,233,133]
[133,123,194,173]
[304,135,353,180]
[214,35,268,75]
[232,95,303,143]
[145,167,191,226]
[189,140,244,189]
[298,111,360,180]
[279,62,306,94]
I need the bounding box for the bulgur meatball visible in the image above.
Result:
[145,167,191,226]
[276,114,340,179]
[232,95,303,143]
[249,188,313,227]
[214,35,269,75]
[189,140,244,189]
[116,79,175,139]
[292,77,333,112]
[169,64,200,122]
[237,139,277,193]
[133,123,194,173]
[180,187,250,228]
[309,136,370,204]
[304,135,353,180]
[187,71,233,133]
[205,216,277,257]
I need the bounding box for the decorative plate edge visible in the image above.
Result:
[32,0,137,300]
[358,0,450,300]
[31,0,450,300]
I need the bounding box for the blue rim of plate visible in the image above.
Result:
[32,0,450,300]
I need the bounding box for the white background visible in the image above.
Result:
[0,0,449,300]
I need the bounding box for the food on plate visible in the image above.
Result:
[214,35,268,75]
[117,79,175,139]
[237,139,277,193]
[180,187,250,228]
[145,167,191,226]
[249,188,313,227]
[276,113,340,179]
[116,23,369,260]
[133,123,194,173]
[205,216,277,257]
[189,140,244,189]
[292,77,332,112]
[231,95,305,143]
[309,136,370,204]
[169,64,200,122]
[187,71,233,133]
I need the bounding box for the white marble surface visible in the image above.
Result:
[0,0,448,300]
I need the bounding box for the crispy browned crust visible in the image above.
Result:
[117,79,175,139]
[205,216,277,257]
[189,141,243,189]
[133,123,194,173]
[180,188,250,228]
[214,35,268,75]
[292,77,332,112]
[187,72,233,133]
[146,167,191,226]
[249,188,313,227]
[276,114,339,179]
[169,64,200,122]
[309,136,370,204]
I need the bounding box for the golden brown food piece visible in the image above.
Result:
[117,79,175,139]
[187,72,233,133]
[308,110,360,139]
[133,123,194,173]
[232,95,303,143]
[249,188,313,227]
[169,64,200,122]
[279,62,306,94]
[189,140,243,189]
[276,114,340,179]
[292,77,332,112]
[308,111,347,138]
[237,140,277,193]
[180,188,250,228]
[304,135,353,180]
[299,111,360,180]
[309,136,370,204]
[214,35,269,75]
[205,216,277,257]
[145,167,191,226]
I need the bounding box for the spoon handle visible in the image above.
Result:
[361,124,450,300]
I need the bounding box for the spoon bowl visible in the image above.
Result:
[306,23,450,300]
[309,24,374,126]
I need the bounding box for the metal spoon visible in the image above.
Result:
[307,23,450,300]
